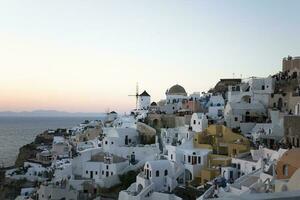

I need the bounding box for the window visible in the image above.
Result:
[283,165,289,176]
[95,171,98,175]
[156,170,159,177]
[262,85,265,90]
[102,171,104,175]
[193,120,196,125]
[111,172,113,175]
[150,171,152,177]
[106,165,109,170]
[252,166,256,171]
[198,156,201,164]
[86,170,88,174]
[188,156,191,163]
[164,170,168,176]
[111,142,114,144]
[105,141,108,145]
[237,164,241,170]
[235,117,238,122]
[171,154,173,160]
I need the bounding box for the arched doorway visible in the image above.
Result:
[185,169,193,182]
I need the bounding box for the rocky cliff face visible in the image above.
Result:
[14,143,37,167]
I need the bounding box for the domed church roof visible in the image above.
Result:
[166,84,187,96]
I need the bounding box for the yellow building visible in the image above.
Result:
[194,125,250,157]
[193,125,251,184]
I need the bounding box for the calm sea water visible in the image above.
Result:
[0,116,99,167]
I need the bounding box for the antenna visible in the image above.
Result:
[128,82,139,110]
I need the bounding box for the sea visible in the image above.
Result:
[0,116,101,167]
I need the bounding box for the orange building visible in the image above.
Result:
[276,148,300,180]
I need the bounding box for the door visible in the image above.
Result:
[229,171,233,179]
[125,135,128,145]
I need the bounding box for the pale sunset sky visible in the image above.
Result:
[0,0,300,113]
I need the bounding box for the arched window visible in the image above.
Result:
[156,170,159,177]
[164,170,168,176]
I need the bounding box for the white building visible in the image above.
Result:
[163,84,188,114]
[113,115,137,128]
[161,126,193,149]
[222,147,287,182]
[207,95,225,120]
[166,141,212,181]
[224,77,274,133]
[224,101,266,131]
[119,160,184,200]
[190,113,208,133]
[227,76,274,107]
[138,91,151,110]
[250,110,284,146]
[102,127,139,151]
[82,152,128,181]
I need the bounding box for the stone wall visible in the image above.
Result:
[137,122,156,144]
[284,115,300,147]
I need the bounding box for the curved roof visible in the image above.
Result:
[150,102,157,106]
[278,148,300,168]
[167,84,187,96]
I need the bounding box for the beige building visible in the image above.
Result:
[284,115,300,147]
[282,56,300,73]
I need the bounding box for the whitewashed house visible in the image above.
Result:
[113,115,137,128]
[207,95,225,120]
[190,113,208,132]
[224,77,274,133]
[250,110,284,147]
[166,141,212,181]
[82,152,128,181]
[222,147,287,181]
[119,160,184,200]
[102,127,139,151]
[161,126,193,149]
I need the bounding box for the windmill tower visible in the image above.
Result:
[128,82,139,110]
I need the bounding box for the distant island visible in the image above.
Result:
[0,110,106,117]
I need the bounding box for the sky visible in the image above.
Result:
[0,0,300,113]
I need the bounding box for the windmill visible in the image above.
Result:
[128,82,139,110]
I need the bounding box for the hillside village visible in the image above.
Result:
[2,56,300,200]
